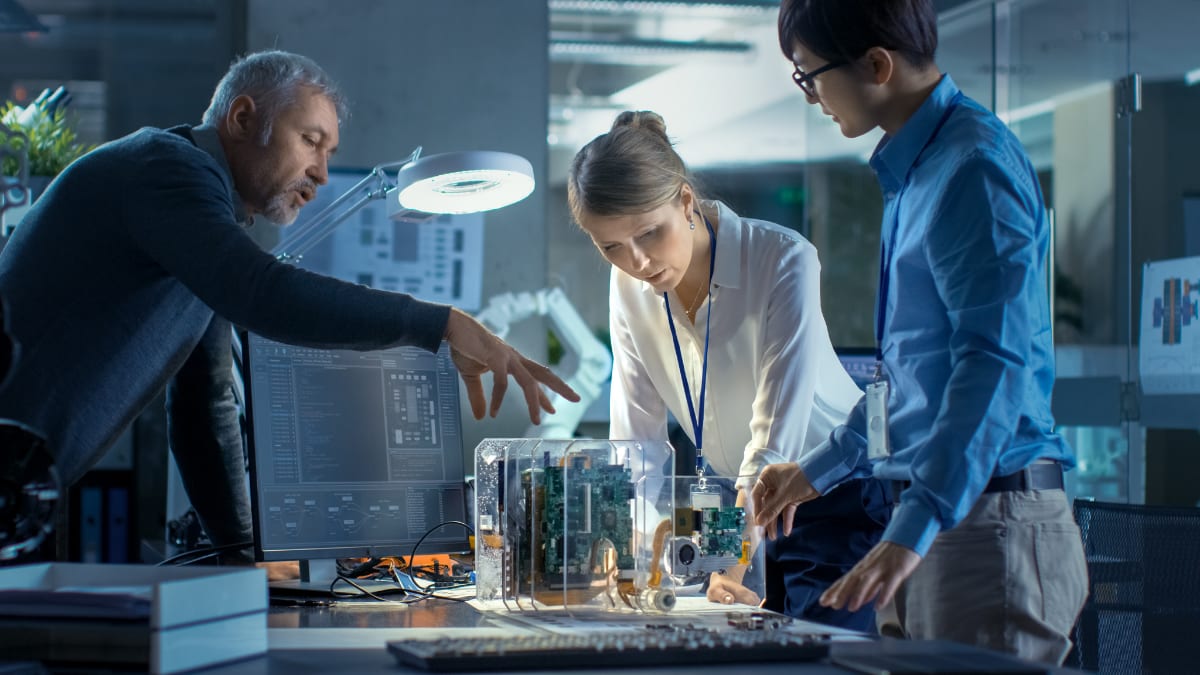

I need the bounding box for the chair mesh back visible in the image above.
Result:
[1073,500,1200,674]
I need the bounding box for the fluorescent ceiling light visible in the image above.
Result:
[549,1,777,17]
[998,80,1113,125]
[550,36,752,65]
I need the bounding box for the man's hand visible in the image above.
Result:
[750,463,820,540]
[707,572,761,607]
[444,308,580,425]
[819,541,921,612]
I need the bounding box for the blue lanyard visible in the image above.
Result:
[664,212,716,475]
[875,92,964,366]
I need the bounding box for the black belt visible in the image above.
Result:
[889,461,1063,502]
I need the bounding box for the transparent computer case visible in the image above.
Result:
[474,439,763,614]
[667,473,764,606]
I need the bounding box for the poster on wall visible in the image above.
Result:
[286,168,485,311]
[1140,256,1200,394]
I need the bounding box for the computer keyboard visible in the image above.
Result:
[387,627,829,672]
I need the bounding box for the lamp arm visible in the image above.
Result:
[272,169,386,261]
[274,187,382,261]
[271,147,424,262]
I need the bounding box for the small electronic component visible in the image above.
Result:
[536,459,636,579]
[726,610,794,631]
[667,504,748,579]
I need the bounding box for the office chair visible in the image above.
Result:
[1072,499,1200,674]
[0,295,60,563]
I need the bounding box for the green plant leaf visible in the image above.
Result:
[1,100,95,178]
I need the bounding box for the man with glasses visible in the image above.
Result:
[791,60,846,100]
[751,0,1086,665]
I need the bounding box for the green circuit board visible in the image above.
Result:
[518,457,636,587]
[698,506,746,557]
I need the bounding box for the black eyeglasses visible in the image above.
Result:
[792,61,846,98]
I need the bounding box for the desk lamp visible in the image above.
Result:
[273,147,535,262]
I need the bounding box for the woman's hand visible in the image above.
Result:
[707,569,761,606]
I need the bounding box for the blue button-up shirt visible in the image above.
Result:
[798,74,1074,557]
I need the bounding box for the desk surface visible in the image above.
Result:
[188,599,1082,675]
[266,596,487,630]
[217,649,856,674]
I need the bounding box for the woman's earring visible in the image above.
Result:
[688,219,696,230]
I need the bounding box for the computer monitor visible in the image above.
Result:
[242,332,469,593]
[836,346,877,390]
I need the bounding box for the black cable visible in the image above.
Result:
[395,585,472,603]
[388,563,472,604]
[328,575,415,604]
[406,520,474,584]
[407,565,470,584]
[155,541,254,566]
[339,556,382,578]
[385,520,475,603]
[176,547,241,566]
[240,521,477,604]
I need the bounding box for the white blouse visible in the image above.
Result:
[608,201,863,489]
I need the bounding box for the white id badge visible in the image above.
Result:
[866,380,890,460]
[689,482,722,510]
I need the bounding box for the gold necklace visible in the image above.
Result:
[685,280,708,319]
[686,210,710,317]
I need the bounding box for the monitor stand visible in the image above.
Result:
[267,558,410,597]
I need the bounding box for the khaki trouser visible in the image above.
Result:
[876,488,1088,665]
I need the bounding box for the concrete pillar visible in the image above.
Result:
[247,0,550,453]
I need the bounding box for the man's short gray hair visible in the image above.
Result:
[201,50,349,143]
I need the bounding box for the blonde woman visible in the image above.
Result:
[567,110,889,630]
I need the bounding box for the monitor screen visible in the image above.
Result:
[836,347,877,391]
[242,333,469,571]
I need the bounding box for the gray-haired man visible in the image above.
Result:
[0,50,576,561]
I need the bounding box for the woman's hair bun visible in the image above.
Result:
[611,110,669,143]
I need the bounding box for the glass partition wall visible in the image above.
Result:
[1003,0,1138,503]
[550,0,1200,508]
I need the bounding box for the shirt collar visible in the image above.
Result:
[190,124,253,226]
[869,73,959,193]
[709,200,741,290]
[637,199,742,294]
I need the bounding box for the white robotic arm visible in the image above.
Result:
[475,288,611,438]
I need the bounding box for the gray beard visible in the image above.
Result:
[262,191,301,225]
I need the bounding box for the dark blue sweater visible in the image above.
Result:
[0,125,450,483]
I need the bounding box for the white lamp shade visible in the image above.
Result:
[393,151,535,215]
